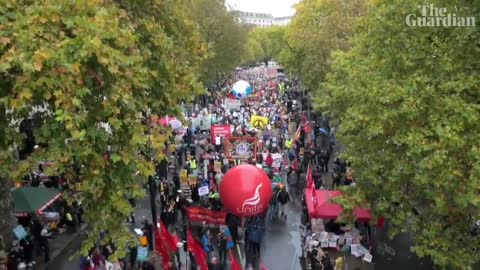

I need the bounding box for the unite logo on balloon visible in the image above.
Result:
[237,183,264,215]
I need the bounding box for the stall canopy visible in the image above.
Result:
[13,187,62,216]
[304,189,372,222]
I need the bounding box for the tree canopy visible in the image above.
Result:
[0,0,206,259]
[318,0,480,268]
[185,0,248,84]
[281,0,368,89]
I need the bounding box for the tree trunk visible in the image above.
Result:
[0,179,15,252]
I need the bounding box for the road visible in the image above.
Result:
[261,197,303,270]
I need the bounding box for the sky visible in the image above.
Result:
[225,0,300,17]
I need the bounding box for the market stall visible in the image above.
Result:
[302,189,375,267]
[13,187,62,217]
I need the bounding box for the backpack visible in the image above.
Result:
[277,191,289,204]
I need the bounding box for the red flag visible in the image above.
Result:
[377,216,385,229]
[311,183,318,207]
[229,249,242,270]
[155,231,172,270]
[306,164,313,189]
[304,121,311,133]
[187,230,209,270]
[158,221,178,253]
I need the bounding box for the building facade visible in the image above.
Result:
[233,11,292,27]
[273,16,292,26]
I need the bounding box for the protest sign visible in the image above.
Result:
[250,115,269,129]
[224,99,241,111]
[198,186,209,197]
[211,125,232,142]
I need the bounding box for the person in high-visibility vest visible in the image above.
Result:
[189,159,197,170]
[285,139,292,149]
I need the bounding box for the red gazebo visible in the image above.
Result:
[304,189,372,222]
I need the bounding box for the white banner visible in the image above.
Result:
[262,153,283,168]
[224,99,241,112]
[191,115,211,130]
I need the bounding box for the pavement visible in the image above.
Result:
[38,223,88,270]
[44,190,158,270]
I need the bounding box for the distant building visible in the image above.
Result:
[273,16,292,26]
[233,10,292,27]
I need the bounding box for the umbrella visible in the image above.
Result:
[319,128,328,135]
[13,187,62,216]
[231,80,252,99]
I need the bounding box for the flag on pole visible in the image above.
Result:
[155,231,172,270]
[158,221,179,253]
[229,250,243,270]
[312,182,318,207]
[306,164,313,189]
[187,229,209,270]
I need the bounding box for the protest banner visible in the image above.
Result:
[224,137,258,160]
[211,125,232,142]
[186,206,227,225]
[262,153,283,168]
[224,99,241,111]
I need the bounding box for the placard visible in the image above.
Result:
[136,246,149,262]
[198,186,209,197]
[169,119,183,130]
[13,225,27,240]
[320,239,329,248]
[363,253,373,263]
[225,99,241,111]
[328,238,338,248]
[214,161,222,172]
[250,115,269,129]
[191,115,211,131]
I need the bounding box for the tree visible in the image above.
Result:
[281,0,368,89]
[185,0,248,84]
[320,0,480,268]
[248,26,287,63]
[240,35,265,66]
[0,0,206,259]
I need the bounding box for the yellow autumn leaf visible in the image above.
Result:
[32,50,50,71]
[18,89,33,100]
[9,98,22,109]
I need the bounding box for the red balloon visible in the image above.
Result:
[219,164,272,217]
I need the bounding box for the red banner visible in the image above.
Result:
[186,206,227,225]
[211,124,232,143]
